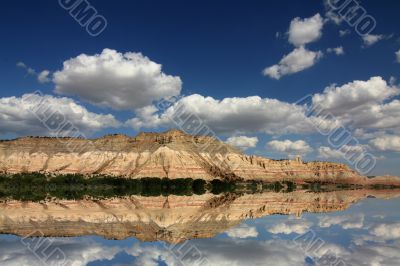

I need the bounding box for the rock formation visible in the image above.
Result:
[0,129,397,185]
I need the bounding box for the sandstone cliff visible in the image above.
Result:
[0,129,388,184]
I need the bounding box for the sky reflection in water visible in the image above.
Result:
[0,197,399,266]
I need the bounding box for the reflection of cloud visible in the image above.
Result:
[348,220,400,265]
[2,227,400,266]
[1,202,400,266]
[124,243,179,266]
[0,237,120,266]
[371,223,400,240]
[225,224,258,239]
[190,239,306,266]
[267,219,312,235]
[344,239,400,266]
[127,236,400,266]
[131,238,312,266]
[319,214,364,229]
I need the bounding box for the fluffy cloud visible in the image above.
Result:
[267,139,313,155]
[225,224,258,238]
[370,135,400,152]
[226,136,258,150]
[318,146,342,159]
[311,76,400,136]
[312,76,399,116]
[128,76,399,145]
[288,13,324,46]
[319,214,364,229]
[125,105,164,130]
[0,93,120,137]
[128,94,320,135]
[37,70,51,83]
[362,34,384,47]
[349,100,400,131]
[267,219,312,235]
[53,48,182,110]
[396,49,400,63]
[327,46,344,55]
[263,13,325,79]
[318,145,367,159]
[263,46,323,79]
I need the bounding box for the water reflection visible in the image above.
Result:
[0,190,399,265]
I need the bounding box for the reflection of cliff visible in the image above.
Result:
[1,189,399,243]
[0,129,367,183]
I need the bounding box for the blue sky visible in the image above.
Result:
[0,0,400,175]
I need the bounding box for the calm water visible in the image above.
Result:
[0,190,399,266]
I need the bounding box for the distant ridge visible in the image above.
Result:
[0,129,399,186]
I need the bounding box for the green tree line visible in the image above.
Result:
[0,173,237,201]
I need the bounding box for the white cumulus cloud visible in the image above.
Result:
[318,146,344,159]
[267,139,313,155]
[127,94,320,135]
[53,48,182,110]
[370,135,400,152]
[311,76,400,135]
[38,70,51,83]
[263,46,323,79]
[312,76,399,116]
[318,145,367,159]
[126,76,400,151]
[0,93,120,137]
[226,136,258,150]
[288,13,324,46]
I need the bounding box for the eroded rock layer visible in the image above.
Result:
[0,129,372,183]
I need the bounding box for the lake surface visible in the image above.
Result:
[0,189,399,266]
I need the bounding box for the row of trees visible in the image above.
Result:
[0,173,236,201]
[0,173,316,202]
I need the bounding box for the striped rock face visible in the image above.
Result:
[0,129,395,185]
